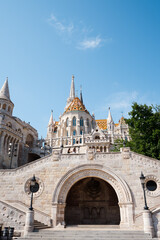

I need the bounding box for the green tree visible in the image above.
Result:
[125,103,160,160]
[111,139,124,152]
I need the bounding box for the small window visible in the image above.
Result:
[73,130,76,136]
[66,131,68,136]
[8,106,11,112]
[73,139,76,145]
[80,130,83,135]
[146,180,157,191]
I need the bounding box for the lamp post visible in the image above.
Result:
[140,172,149,210]
[29,175,39,210]
[8,142,18,169]
[24,175,39,235]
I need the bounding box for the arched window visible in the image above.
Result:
[73,130,76,136]
[2,104,6,110]
[80,130,83,135]
[80,117,83,127]
[6,122,12,128]
[95,136,100,140]
[66,118,69,127]
[8,106,11,112]
[73,117,76,126]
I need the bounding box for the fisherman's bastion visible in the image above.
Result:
[0,76,159,239]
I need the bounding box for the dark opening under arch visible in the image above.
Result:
[65,177,120,225]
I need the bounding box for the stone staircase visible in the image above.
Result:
[34,220,51,230]
[14,228,156,240]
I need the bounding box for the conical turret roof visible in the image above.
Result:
[107,107,114,123]
[48,110,54,126]
[0,78,10,100]
[69,75,75,99]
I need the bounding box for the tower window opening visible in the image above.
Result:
[2,104,6,110]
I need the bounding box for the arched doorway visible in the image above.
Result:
[65,177,120,225]
[52,164,133,228]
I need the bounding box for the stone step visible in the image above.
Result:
[15,229,153,240]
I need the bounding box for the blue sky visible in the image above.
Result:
[0,0,160,138]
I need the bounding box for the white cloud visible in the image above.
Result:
[48,14,111,50]
[48,14,74,34]
[78,36,102,50]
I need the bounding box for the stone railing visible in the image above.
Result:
[0,200,25,230]
[6,200,52,226]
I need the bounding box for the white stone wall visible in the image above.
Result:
[0,148,159,235]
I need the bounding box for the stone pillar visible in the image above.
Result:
[119,203,134,229]
[24,210,34,236]
[51,203,58,227]
[56,203,66,227]
[84,120,88,134]
[143,210,155,238]
[68,120,71,137]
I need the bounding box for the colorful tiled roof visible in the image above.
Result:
[65,97,89,114]
[96,119,107,130]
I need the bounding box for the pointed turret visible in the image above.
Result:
[80,85,83,104]
[0,77,10,100]
[0,78,14,116]
[48,110,54,126]
[107,107,114,134]
[65,75,76,110]
[107,107,113,123]
[69,75,75,100]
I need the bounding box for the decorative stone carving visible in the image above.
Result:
[87,148,95,160]
[145,175,160,197]
[24,177,44,198]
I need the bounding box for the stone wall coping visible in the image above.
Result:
[131,151,160,166]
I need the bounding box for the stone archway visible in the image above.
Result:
[52,164,134,228]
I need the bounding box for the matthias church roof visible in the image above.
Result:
[65,97,89,114]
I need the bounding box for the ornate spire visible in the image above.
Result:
[69,75,75,99]
[48,110,54,126]
[107,107,113,123]
[80,85,83,104]
[65,75,76,110]
[0,77,10,100]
